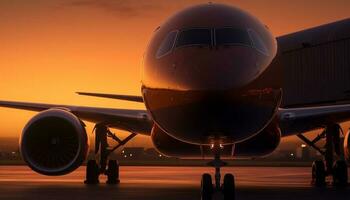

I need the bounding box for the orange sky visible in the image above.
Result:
[0,0,349,147]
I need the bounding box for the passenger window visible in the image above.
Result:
[215,28,251,46]
[248,29,269,56]
[156,31,178,58]
[175,29,212,48]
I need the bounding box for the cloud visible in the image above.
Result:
[58,0,227,19]
[61,0,166,18]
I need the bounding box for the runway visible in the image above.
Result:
[0,166,349,200]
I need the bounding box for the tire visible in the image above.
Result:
[84,160,99,184]
[312,160,326,186]
[201,173,213,200]
[106,160,120,184]
[223,173,235,200]
[333,160,348,187]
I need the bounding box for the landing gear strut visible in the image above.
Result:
[297,124,348,187]
[84,123,137,184]
[201,142,235,200]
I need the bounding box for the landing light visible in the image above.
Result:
[210,144,224,149]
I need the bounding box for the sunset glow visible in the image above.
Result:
[0,0,349,146]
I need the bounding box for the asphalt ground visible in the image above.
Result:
[0,166,349,200]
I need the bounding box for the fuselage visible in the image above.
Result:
[141,4,279,145]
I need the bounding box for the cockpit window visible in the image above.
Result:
[156,30,178,58]
[248,29,269,56]
[175,28,212,48]
[156,28,269,59]
[215,28,251,46]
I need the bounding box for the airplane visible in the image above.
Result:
[0,3,349,200]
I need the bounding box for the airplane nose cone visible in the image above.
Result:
[173,46,261,91]
[143,47,279,144]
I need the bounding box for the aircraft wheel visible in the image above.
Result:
[106,160,120,184]
[201,173,213,200]
[223,173,235,200]
[311,160,326,186]
[84,160,99,184]
[332,160,348,187]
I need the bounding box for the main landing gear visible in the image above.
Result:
[297,124,348,187]
[84,123,137,185]
[201,142,235,200]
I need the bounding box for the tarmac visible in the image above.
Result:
[0,165,349,200]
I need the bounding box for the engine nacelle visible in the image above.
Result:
[345,130,350,162]
[151,123,281,159]
[20,109,88,175]
[234,122,281,158]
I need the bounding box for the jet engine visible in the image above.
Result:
[345,130,350,162]
[20,109,89,175]
[151,123,280,159]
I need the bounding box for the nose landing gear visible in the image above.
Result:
[222,173,235,200]
[298,124,348,187]
[201,173,213,200]
[201,143,236,200]
[84,123,137,185]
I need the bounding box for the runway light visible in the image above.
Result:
[301,144,306,148]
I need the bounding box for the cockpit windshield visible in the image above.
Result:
[175,28,212,48]
[156,27,268,59]
[248,29,269,56]
[215,28,251,46]
[156,31,178,58]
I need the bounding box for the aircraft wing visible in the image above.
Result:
[0,100,153,135]
[278,103,350,137]
[76,92,144,103]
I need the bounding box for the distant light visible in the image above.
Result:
[124,155,127,158]
[159,154,162,157]
[130,154,132,157]
[122,150,125,154]
[290,153,294,157]
[11,152,15,154]
[301,144,306,148]
[219,144,224,149]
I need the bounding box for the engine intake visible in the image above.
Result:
[20,109,88,175]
